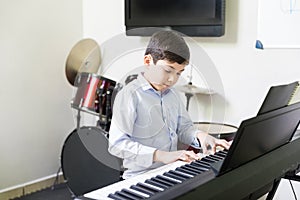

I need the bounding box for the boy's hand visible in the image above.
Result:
[153,150,200,164]
[197,132,231,155]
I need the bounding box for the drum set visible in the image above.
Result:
[71,72,116,131]
[60,39,122,197]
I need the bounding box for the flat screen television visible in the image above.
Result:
[125,0,225,37]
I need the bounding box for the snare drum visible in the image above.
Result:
[71,72,116,116]
[194,122,238,141]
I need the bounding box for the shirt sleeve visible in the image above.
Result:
[175,94,199,146]
[108,88,157,168]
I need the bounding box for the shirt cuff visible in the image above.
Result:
[191,137,200,148]
[135,145,157,168]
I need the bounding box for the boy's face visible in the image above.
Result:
[144,54,186,91]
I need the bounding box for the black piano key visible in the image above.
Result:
[201,157,217,163]
[137,182,163,192]
[215,151,226,157]
[216,150,228,156]
[163,172,186,182]
[169,170,193,179]
[108,193,131,200]
[207,155,220,162]
[195,160,211,167]
[181,164,205,174]
[115,191,137,200]
[130,185,155,196]
[186,163,207,171]
[182,164,206,173]
[175,167,198,176]
[151,177,174,187]
[145,179,169,189]
[156,175,181,184]
[121,188,147,199]
[210,154,224,160]
[192,160,210,169]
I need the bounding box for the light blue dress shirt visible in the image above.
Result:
[108,73,199,179]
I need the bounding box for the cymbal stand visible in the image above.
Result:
[76,109,81,130]
[185,66,194,111]
[76,98,84,130]
[185,91,193,111]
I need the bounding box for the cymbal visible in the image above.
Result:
[176,82,215,95]
[65,38,101,86]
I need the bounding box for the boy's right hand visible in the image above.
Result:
[153,150,200,164]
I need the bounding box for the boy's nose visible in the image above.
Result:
[168,75,175,82]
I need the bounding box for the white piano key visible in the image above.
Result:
[160,174,182,183]
[139,182,164,192]
[84,160,187,199]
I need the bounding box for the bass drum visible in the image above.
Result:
[61,126,122,197]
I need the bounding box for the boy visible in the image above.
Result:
[108,30,230,179]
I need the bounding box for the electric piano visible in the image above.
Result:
[77,136,300,200]
[78,101,300,200]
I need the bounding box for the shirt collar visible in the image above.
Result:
[137,72,171,96]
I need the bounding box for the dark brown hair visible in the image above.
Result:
[145,30,190,65]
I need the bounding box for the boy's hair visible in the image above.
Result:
[145,30,190,65]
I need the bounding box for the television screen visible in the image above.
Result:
[125,0,225,37]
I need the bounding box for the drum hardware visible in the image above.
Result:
[97,87,105,115]
[97,86,114,132]
[177,82,214,111]
[175,66,215,111]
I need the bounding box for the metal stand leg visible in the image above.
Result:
[285,174,300,181]
[51,166,62,190]
[266,179,281,200]
[76,109,81,130]
[185,93,193,111]
[284,169,300,182]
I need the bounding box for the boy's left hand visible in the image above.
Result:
[197,132,231,155]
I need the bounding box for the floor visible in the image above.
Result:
[11,183,73,200]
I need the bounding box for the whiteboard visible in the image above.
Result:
[256,0,300,49]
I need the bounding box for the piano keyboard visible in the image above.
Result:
[83,150,228,200]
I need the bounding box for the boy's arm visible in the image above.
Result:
[108,118,157,168]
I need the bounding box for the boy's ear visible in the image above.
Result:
[144,54,153,66]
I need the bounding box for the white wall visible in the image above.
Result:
[1,0,299,198]
[82,0,300,199]
[0,0,82,191]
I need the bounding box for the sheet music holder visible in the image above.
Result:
[211,102,300,176]
[257,81,299,115]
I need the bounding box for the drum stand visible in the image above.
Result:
[97,86,114,133]
[185,92,193,111]
[76,108,82,130]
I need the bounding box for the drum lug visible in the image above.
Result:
[79,98,84,108]
[87,73,91,83]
